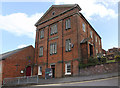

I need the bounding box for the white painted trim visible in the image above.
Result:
[38,66,42,75]
[65,63,71,75]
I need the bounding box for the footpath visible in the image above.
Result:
[2,72,118,87]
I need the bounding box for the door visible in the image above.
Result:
[51,65,55,78]
[89,44,93,56]
[26,66,31,76]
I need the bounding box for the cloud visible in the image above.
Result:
[17,44,28,48]
[0,13,43,38]
[54,0,118,20]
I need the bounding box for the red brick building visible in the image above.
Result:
[34,4,102,78]
[0,45,34,84]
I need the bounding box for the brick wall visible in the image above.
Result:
[2,46,34,81]
[35,4,102,78]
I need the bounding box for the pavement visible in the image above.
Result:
[2,72,119,87]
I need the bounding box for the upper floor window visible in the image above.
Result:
[40,29,44,39]
[96,36,97,42]
[39,46,43,57]
[52,11,55,15]
[90,31,92,38]
[66,39,71,52]
[82,23,86,32]
[99,40,100,45]
[50,42,57,55]
[65,18,71,30]
[51,24,57,35]
[65,63,71,75]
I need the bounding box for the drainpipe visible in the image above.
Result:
[62,20,64,77]
[76,14,81,75]
[46,26,49,68]
[36,29,39,65]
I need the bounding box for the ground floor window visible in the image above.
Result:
[65,63,71,75]
[38,66,42,75]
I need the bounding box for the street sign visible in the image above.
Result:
[45,68,52,79]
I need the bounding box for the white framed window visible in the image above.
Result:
[39,46,43,57]
[65,39,71,52]
[82,23,86,32]
[38,66,42,75]
[99,39,100,45]
[96,49,98,55]
[50,42,57,55]
[65,63,71,75]
[51,24,57,35]
[40,29,44,39]
[65,18,71,29]
[96,36,97,42]
[90,31,92,38]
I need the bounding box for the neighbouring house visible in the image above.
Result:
[102,49,107,56]
[0,45,34,84]
[34,4,102,78]
[107,47,120,60]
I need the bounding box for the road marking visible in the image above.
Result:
[34,76,118,86]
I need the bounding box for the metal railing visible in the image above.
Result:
[3,75,39,85]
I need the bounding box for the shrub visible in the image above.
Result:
[88,57,99,64]
[100,56,107,64]
[79,57,99,68]
[115,55,120,62]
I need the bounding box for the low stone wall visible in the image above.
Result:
[79,62,118,76]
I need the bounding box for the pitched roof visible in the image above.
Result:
[35,4,81,26]
[0,45,33,61]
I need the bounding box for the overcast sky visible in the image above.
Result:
[0,0,119,54]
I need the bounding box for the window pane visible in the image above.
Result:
[68,19,70,28]
[82,23,85,32]
[66,63,71,74]
[54,43,57,53]
[53,44,54,54]
[96,37,97,42]
[50,44,52,54]
[68,40,71,50]
[66,20,68,29]
[90,31,92,38]
[39,47,43,56]
[55,24,57,33]
[66,40,68,51]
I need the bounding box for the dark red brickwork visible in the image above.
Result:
[34,4,102,78]
[1,45,34,82]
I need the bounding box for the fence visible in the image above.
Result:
[3,75,39,85]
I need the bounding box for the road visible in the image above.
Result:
[3,77,119,88]
[33,77,118,86]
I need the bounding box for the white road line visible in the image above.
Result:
[33,76,118,86]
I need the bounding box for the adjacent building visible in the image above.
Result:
[107,47,120,59]
[34,4,102,78]
[0,45,34,84]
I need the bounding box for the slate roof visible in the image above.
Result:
[0,45,33,61]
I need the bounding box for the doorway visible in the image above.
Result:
[26,66,31,76]
[50,65,55,78]
[89,44,93,56]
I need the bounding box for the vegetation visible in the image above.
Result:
[79,56,107,69]
[106,59,116,63]
[114,55,120,62]
[79,54,120,69]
